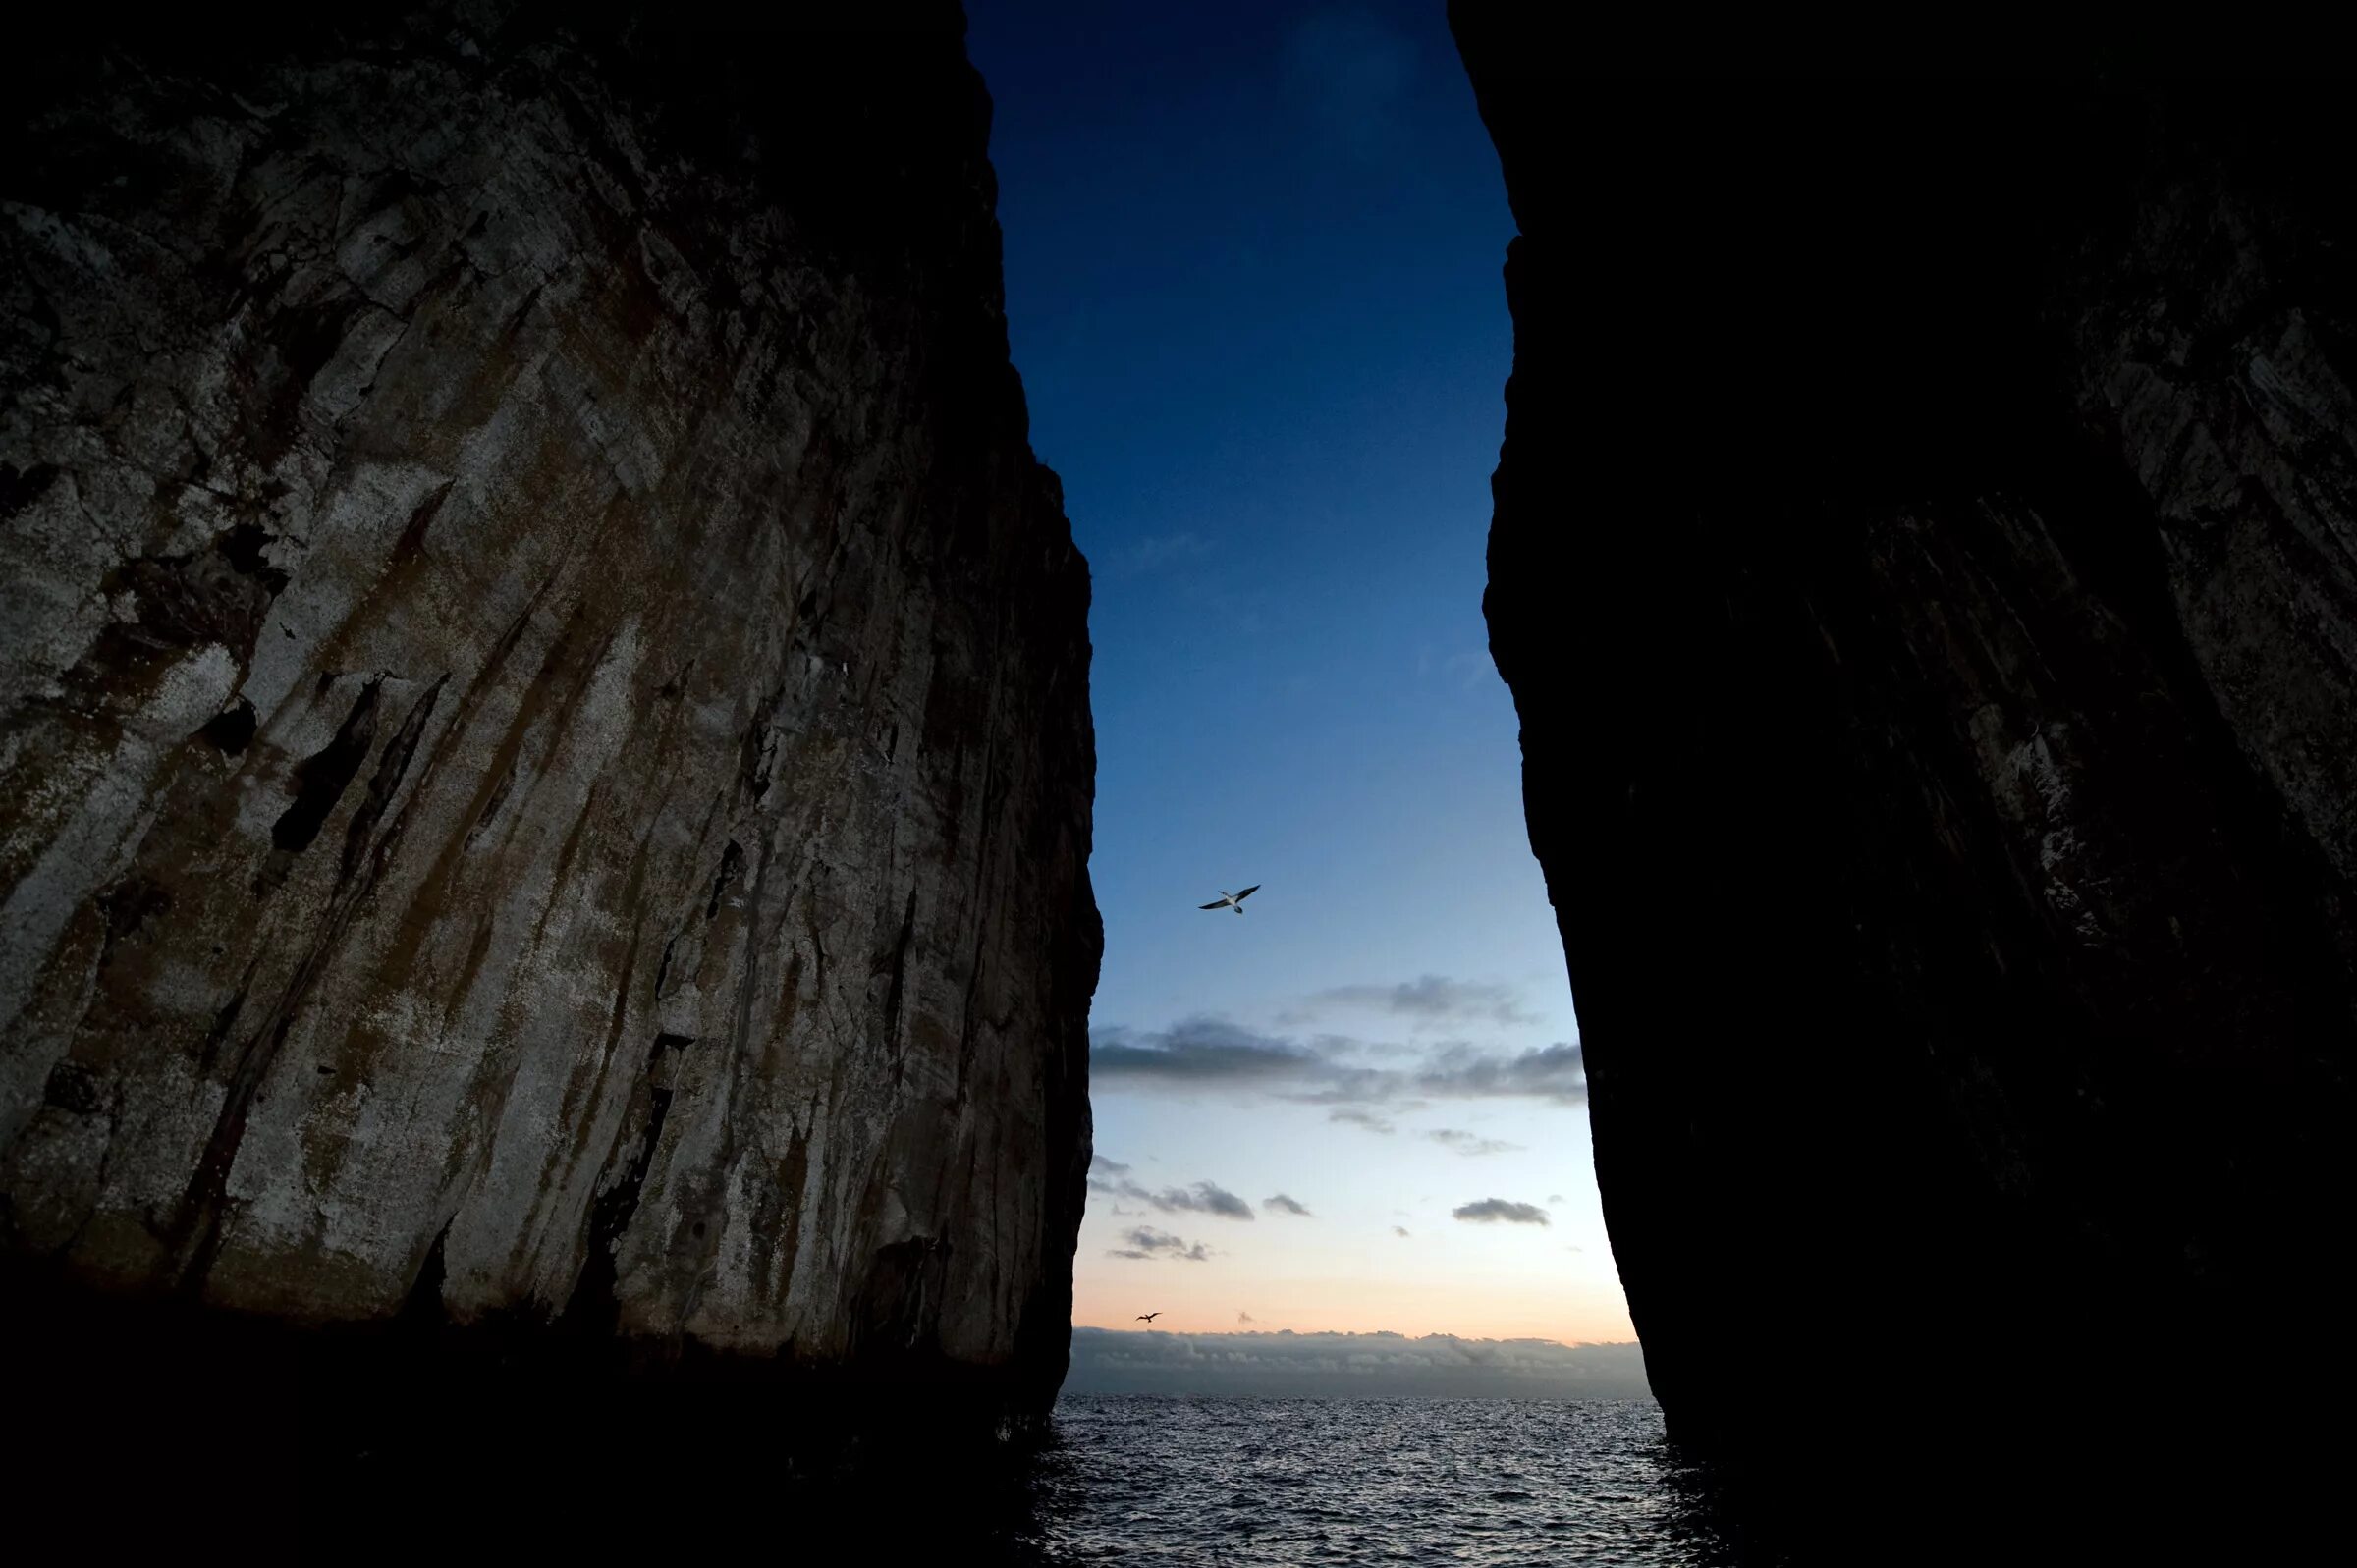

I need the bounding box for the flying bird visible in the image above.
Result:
[1198,885,1260,914]
[1136,1312,1161,1323]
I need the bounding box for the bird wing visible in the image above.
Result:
[1234,885,1260,901]
[1198,899,1230,909]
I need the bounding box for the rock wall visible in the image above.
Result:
[0,0,1098,1420]
[1454,9,2353,1543]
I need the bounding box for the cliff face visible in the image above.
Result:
[1455,11,2353,1534]
[0,2,1097,1416]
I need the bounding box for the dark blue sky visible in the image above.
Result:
[966,4,1620,1339]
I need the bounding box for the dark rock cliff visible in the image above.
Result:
[1455,10,2352,1548]
[0,0,1098,1459]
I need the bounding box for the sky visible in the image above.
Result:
[965,2,1636,1351]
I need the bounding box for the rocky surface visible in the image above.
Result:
[1455,11,2353,1545]
[0,0,1098,1420]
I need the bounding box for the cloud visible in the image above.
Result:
[1105,530,1211,578]
[1092,1017,1585,1108]
[1237,1311,1256,1325]
[1091,1154,1131,1176]
[1089,1171,1256,1221]
[1453,1198,1551,1226]
[1428,1129,1522,1157]
[1393,1225,1411,1238]
[1441,649,1496,693]
[1066,1327,1652,1400]
[1107,1227,1213,1263]
[1329,1108,1395,1134]
[1415,1043,1586,1106]
[1263,1193,1313,1217]
[1289,975,1537,1031]
[1548,1194,1565,1204]
[1090,1018,1329,1086]
[1165,1182,1254,1220]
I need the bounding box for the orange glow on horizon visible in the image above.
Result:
[1069,1270,1637,1344]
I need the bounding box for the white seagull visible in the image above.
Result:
[1198,885,1261,914]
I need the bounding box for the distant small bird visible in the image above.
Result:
[1197,885,1260,914]
[1136,1312,1161,1323]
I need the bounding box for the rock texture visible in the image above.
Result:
[0,0,1097,1420]
[1455,11,2353,1546]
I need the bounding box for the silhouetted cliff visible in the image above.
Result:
[0,0,1098,1492]
[1455,9,2352,1552]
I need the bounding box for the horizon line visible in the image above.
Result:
[1074,1325,1641,1348]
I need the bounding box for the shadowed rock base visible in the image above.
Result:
[4,1268,1063,1560]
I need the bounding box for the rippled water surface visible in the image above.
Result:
[1002,1396,1765,1565]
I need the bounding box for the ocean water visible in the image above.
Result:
[1001,1396,1770,1566]
[290,1373,1776,1561]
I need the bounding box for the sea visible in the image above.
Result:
[288,1378,2303,1563]
[287,1379,1785,1562]
[965,1396,1775,1566]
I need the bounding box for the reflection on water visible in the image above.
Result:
[949,1397,1776,1566]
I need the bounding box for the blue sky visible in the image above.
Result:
[967,2,1633,1343]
